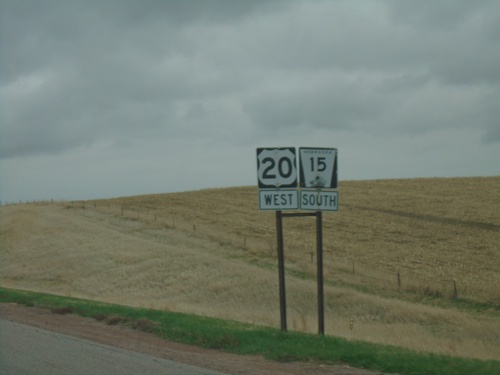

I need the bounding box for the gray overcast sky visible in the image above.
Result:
[1,0,499,202]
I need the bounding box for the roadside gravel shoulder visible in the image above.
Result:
[0,303,383,375]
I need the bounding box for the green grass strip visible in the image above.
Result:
[1,287,499,375]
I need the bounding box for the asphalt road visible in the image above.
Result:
[0,319,228,375]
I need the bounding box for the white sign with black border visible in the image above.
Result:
[299,147,338,189]
[259,189,299,210]
[257,147,298,189]
[300,190,339,211]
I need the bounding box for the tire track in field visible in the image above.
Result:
[344,204,500,232]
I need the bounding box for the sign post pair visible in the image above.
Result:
[256,147,338,335]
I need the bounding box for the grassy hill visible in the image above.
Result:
[1,176,499,360]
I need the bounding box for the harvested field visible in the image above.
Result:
[101,176,500,303]
[1,177,499,360]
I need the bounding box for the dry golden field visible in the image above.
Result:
[1,177,499,360]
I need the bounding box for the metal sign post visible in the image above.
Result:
[316,211,324,335]
[275,210,287,331]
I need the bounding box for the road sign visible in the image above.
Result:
[259,190,299,210]
[300,190,339,211]
[299,148,337,189]
[256,146,338,335]
[257,147,298,188]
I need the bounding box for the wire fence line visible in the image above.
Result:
[2,198,479,303]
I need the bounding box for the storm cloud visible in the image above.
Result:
[1,0,499,201]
